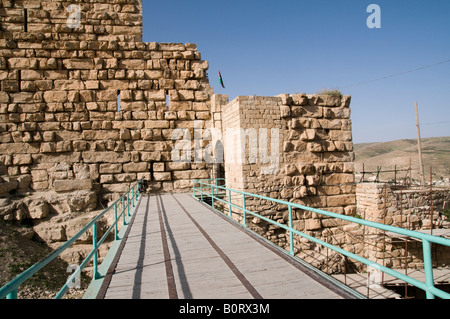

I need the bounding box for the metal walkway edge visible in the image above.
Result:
[94,193,360,299]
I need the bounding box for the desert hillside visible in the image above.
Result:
[354,136,450,184]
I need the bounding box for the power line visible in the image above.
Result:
[337,58,450,89]
[421,120,450,126]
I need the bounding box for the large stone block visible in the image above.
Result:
[329,130,352,141]
[8,58,38,69]
[0,142,40,155]
[166,162,190,171]
[54,179,92,192]
[172,170,209,180]
[119,59,145,69]
[123,162,149,173]
[26,199,49,219]
[305,219,322,231]
[99,163,123,174]
[326,194,356,207]
[0,180,18,196]
[43,91,67,102]
[114,173,137,182]
[133,141,170,151]
[325,173,355,185]
[153,172,172,181]
[13,154,32,165]
[62,59,95,70]
[82,151,131,163]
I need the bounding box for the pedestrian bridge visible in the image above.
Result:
[1,180,449,300]
[88,193,354,299]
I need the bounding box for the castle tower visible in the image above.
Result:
[0,0,215,216]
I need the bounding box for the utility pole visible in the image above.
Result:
[415,102,425,188]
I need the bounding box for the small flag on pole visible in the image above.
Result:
[218,71,225,88]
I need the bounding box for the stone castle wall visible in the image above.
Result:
[2,0,446,279]
[212,93,358,266]
[356,183,450,269]
[0,0,215,225]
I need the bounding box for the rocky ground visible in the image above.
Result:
[0,220,89,299]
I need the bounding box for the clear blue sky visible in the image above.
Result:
[142,0,450,144]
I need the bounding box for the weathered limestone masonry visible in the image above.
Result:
[8,0,446,279]
[357,183,450,269]
[0,0,213,260]
[213,93,358,269]
[3,0,446,282]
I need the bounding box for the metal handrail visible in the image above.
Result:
[0,181,142,299]
[192,179,450,299]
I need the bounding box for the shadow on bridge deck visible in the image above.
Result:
[86,193,362,299]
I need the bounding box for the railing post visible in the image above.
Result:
[132,186,135,208]
[6,289,17,299]
[242,194,247,228]
[288,205,294,256]
[93,222,100,280]
[211,184,214,209]
[0,183,144,300]
[228,189,232,218]
[122,196,126,226]
[127,192,130,217]
[114,203,119,240]
[422,239,435,299]
[200,183,203,202]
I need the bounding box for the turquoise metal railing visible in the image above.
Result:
[0,181,141,300]
[193,179,450,299]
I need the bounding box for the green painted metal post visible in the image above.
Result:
[122,196,126,226]
[6,289,17,299]
[132,187,135,208]
[93,222,100,280]
[422,239,435,299]
[288,205,294,256]
[127,192,130,217]
[242,194,247,228]
[114,203,119,240]
[0,182,142,300]
[200,183,203,202]
[228,189,232,218]
[211,184,214,209]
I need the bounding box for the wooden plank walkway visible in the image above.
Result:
[96,193,358,299]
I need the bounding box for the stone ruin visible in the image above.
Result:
[0,0,354,230]
[1,0,448,278]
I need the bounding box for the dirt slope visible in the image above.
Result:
[354,136,450,183]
